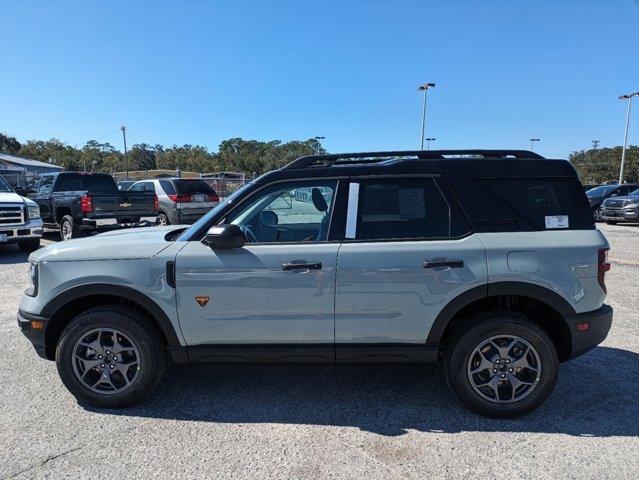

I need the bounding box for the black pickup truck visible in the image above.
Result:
[30,172,158,240]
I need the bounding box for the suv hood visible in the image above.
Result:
[603,195,639,205]
[30,226,185,263]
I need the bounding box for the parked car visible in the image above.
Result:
[582,183,600,191]
[0,174,43,252]
[116,180,135,191]
[18,149,612,418]
[586,184,639,221]
[29,172,159,240]
[599,187,639,224]
[128,178,219,226]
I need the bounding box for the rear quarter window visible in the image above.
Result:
[447,177,593,231]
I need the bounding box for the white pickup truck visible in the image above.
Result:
[0,175,43,252]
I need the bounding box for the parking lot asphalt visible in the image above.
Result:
[1,224,637,479]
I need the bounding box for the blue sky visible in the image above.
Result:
[1,0,638,158]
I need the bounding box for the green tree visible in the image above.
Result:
[19,138,82,171]
[0,133,22,154]
[569,146,639,184]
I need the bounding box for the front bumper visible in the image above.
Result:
[564,304,613,360]
[600,207,639,222]
[0,219,43,244]
[17,309,49,359]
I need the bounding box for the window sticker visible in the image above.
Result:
[545,215,569,229]
[398,188,426,219]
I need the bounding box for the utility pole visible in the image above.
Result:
[121,125,129,179]
[529,138,540,151]
[314,136,325,155]
[425,138,436,150]
[418,82,435,150]
[618,92,639,184]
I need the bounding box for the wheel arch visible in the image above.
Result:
[428,282,575,361]
[41,284,182,360]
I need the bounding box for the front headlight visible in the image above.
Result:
[26,261,38,297]
[624,201,639,208]
[27,205,40,219]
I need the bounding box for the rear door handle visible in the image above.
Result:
[422,259,464,269]
[282,262,322,271]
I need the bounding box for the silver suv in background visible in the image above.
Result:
[600,187,639,224]
[0,174,42,252]
[129,178,219,225]
[18,150,612,418]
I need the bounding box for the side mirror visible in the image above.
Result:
[203,224,245,249]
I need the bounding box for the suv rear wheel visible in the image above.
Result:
[444,312,558,418]
[55,305,167,408]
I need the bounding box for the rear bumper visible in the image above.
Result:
[17,309,49,359]
[564,304,613,360]
[81,216,158,230]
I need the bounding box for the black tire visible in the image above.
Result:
[605,221,618,225]
[55,305,167,408]
[18,238,40,252]
[157,213,170,226]
[444,311,558,418]
[59,215,83,241]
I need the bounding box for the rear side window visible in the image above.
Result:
[173,180,216,195]
[447,177,593,231]
[353,178,470,240]
[54,174,117,193]
[159,180,176,194]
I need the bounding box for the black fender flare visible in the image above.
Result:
[41,283,181,347]
[425,281,576,345]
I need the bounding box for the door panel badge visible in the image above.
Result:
[195,296,210,307]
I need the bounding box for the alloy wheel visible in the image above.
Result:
[467,335,542,403]
[71,328,141,394]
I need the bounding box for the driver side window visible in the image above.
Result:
[225,181,337,243]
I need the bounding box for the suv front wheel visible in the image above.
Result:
[444,312,559,418]
[55,305,167,408]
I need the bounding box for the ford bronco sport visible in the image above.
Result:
[17,150,613,418]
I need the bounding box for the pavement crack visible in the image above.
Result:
[7,446,83,479]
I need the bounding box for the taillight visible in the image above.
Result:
[80,194,93,213]
[153,194,159,212]
[598,248,610,293]
[208,194,220,202]
[167,194,191,203]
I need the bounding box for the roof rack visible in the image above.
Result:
[283,149,544,170]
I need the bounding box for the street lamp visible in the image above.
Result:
[418,82,436,149]
[425,137,436,150]
[529,138,540,151]
[313,136,325,155]
[618,91,639,184]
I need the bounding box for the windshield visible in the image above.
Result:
[629,188,639,197]
[586,185,614,197]
[177,180,256,241]
[0,175,13,193]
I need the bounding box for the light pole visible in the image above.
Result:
[529,138,540,151]
[314,136,325,155]
[121,126,129,179]
[425,137,436,150]
[618,92,639,184]
[418,82,435,149]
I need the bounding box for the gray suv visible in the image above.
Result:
[17,150,612,418]
[128,178,219,225]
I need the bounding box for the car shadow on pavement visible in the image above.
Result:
[88,346,638,437]
[0,246,31,264]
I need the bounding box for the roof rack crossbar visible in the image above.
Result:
[283,149,544,169]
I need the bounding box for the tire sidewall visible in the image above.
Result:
[446,315,559,418]
[55,308,164,408]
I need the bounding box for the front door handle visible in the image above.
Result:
[282,261,322,271]
[422,259,464,269]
